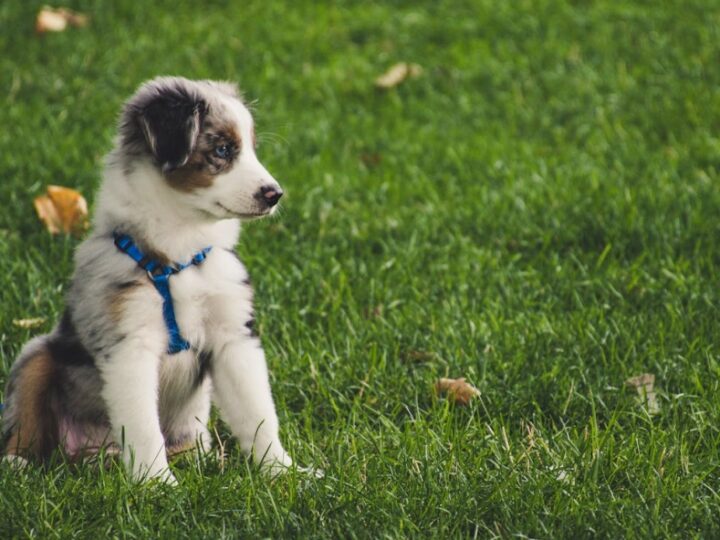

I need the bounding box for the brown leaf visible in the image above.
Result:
[625,373,660,415]
[34,185,89,235]
[12,317,46,329]
[625,373,655,388]
[374,62,423,89]
[359,152,382,168]
[36,7,89,34]
[404,350,436,363]
[434,377,480,406]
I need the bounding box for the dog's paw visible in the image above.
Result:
[132,464,178,485]
[155,468,179,486]
[260,457,292,478]
[2,454,29,469]
[260,458,323,479]
[255,445,323,479]
[296,465,324,478]
[256,447,291,475]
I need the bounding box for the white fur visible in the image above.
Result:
[93,83,293,483]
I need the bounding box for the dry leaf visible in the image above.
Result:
[625,373,654,388]
[359,152,382,168]
[36,6,89,34]
[34,185,89,235]
[36,9,67,33]
[12,317,46,329]
[374,62,423,89]
[404,350,436,363]
[434,377,480,406]
[625,373,660,415]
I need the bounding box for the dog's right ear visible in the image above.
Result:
[122,79,208,173]
[139,90,206,173]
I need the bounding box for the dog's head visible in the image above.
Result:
[119,77,282,221]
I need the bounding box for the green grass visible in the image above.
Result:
[1,0,720,537]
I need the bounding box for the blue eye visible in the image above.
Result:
[214,144,231,159]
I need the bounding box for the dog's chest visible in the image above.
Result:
[167,250,254,352]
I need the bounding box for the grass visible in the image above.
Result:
[1,0,719,537]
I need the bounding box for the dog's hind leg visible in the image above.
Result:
[2,337,60,462]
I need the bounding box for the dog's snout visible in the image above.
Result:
[259,185,283,207]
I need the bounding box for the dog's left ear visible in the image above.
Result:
[139,90,207,173]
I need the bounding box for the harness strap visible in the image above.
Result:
[113,233,212,354]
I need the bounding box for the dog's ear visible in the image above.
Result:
[139,90,206,173]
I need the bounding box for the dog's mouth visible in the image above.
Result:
[215,202,271,219]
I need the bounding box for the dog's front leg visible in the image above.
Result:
[100,340,175,484]
[211,339,292,471]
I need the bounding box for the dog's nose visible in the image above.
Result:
[259,185,283,207]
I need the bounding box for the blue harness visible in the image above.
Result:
[113,233,212,354]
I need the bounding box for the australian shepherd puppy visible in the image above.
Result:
[2,77,304,484]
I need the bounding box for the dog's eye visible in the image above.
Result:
[214,144,231,159]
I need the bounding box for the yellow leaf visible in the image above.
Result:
[434,377,480,406]
[625,373,660,415]
[12,317,46,329]
[34,185,89,235]
[36,6,89,34]
[374,62,423,89]
[404,350,436,363]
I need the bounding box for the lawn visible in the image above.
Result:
[1,0,720,537]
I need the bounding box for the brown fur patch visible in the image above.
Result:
[5,349,59,460]
[108,280,143,323]
[146,249,172,268]
[165,116,242,193]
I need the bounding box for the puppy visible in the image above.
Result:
[2,77,300,483]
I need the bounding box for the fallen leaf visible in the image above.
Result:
[34,185,89,235]
[12,317,46,329]
[374,62,423,89]
[434,377,480,406]
[36,9,67,33]
[625,373,654,388]
[625,373,660,415]
[403,350,436,363]
[359,152,382,168]
[551,466,575,485]
[36,6,89,34]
